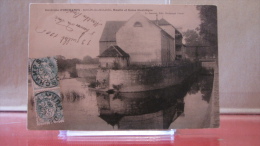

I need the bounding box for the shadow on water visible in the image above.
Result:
[28,68,215,130]
[60,90,86,103]
[95,71,214,129]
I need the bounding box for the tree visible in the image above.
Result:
[66,58,81,78]
[82,55,99,64]
[183,29,203,46]
[183,29,214,58]
[197,6,218,56]
[56,55,67,72]
[56,56,81,78]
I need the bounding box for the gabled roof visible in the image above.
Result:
[99,14,181,42]
[99,21,125,42]
[151,18,171,26]
[152,19,182,36]
[98,45,130,57]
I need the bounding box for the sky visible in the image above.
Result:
[29,4,201,59]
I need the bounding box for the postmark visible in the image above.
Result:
[31,57,59,89]
[34,90,64,125]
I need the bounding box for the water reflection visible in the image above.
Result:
[28,71,215,130]
[95,73,214,129]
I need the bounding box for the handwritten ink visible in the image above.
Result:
[35,11,103,46]
[77,31,86,43]
[87,40,91,45]
[55,16,74,31]
[66,10,82,18]
[35,27,58,38]
[75,24,89,32]
[35,27,46,33]
[89,31,95,35]
[82,15,102,27]
[60,36,77,45]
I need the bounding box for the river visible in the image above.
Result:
[28,70,219,130]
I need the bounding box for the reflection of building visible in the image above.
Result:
[99,13,183,67]
[96,84,186,129]
[118,105,180,129]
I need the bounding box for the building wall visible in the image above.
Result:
[96,69,110,88]
[161,31,175,65]
[76,64,98,78]
[99,57,128,68]
[116,13,162,65]
[175,30,182,46]
[160,25,182,58]
[160,25,176,38]
[99,57,116,68]
[108,65,197,92]
[99,41,117,54]
[76,64,98,69]
[175,39,182,46]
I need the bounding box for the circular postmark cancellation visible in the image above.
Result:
[35,91,64,124]
[31,57,59,88]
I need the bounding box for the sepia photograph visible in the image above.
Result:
[28,4,219,130]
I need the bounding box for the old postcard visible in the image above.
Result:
[28,4,219,130]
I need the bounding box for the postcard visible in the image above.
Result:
[28,4,219,130]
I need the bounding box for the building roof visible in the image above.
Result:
[151,18,171,26]
[98,45,130,57]
[99,16,181,42]
[99,21,125,42]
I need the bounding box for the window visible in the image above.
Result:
[134,21,142,27]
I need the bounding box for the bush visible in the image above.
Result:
[88,81,97,88]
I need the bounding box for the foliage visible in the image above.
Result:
[82,55,99,64]
[183,29,210,58]
[196,5,218,56]
[183,5,217,58]
[57,55,81,78]
[183,29,203,46]
[57,55,99,78]
[112,84,123,90]
[88,81,97,88]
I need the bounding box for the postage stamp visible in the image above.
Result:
[34,90,64,125]
[29,56,64,125]
[30,57,59,90]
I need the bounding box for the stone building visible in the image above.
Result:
[98,45,130,69]
[99,13,184,67]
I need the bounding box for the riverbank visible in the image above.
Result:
[202,63,219,128]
